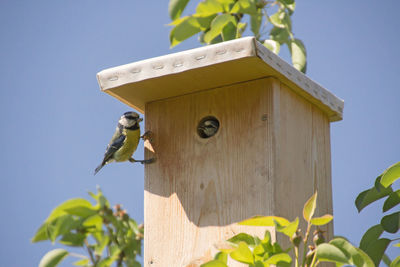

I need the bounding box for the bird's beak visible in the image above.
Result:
[138,117,143,122]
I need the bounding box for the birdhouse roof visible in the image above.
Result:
[97,37,343,122]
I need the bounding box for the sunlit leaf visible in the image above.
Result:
[45,198,96,222]
[169,0,190,20]
[303,192,317,222]
[83,214,103,232]
[270,10,291,30]
[310,214,333,226]
[236,22,247,38]
[316,243,349,264]
[394,243,400,247]
[200,260,228,267]
[263,253,292,264]
[73,258,90,266]
[32,223,49,243]
[230,241,254,264]
[204,14,236,43]
[39,249,69,267]
[263,40,280,54]
[214,252,228,263]
[276,217,299,237]
[239,215,290,226]
[59,233,85,247]
[95,234,110,255]
[355,176,392,212]
[381,211,400,233]
[329,237,375,267]
[359,224,384,251]
[228,233,256,246]
[380,162,400,188]
[196,0,224,16]
[230,0,257,15]
[289,38,307,73]
[383,190,400,212]
[391,255,400,267]
[170,16,202,47]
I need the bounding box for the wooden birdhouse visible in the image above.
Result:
[97,37,343,266]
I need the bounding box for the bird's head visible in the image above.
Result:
[119,111,143,128]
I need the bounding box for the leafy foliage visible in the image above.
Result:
[32,188,143,267]
[355,162,400,266]
[168,0,307,73]
[202,193,373,267]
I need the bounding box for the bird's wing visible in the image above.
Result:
[102,133,126,164]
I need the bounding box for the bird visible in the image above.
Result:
[198,118,219,138]
[94,111,154,175]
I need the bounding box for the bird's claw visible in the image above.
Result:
[141,131,153,141]
[129,157,156,164]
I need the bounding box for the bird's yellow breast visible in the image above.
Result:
[114,128,141,162]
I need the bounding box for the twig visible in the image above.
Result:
[84,239,96,265]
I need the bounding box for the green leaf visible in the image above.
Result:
[82,214,103,231]
[394,243,400,247]
[48,215,79,242]
[289,38,307,73]
[276,217,299,237]
[250,10,262,37]
[196,0,224,16]
[169,0,190,20]
[277,0,294,4]
[230,0,257,15]
[381,211,400,233]
[236,22,247,38]
[303,192,317,222]
[39,249,69,267]
[329,237,375,267]
[95,234,110,255]
[264,253,292,264]
[359,224,384,251]
[32,223,49,242]
[310,214,333,226]
[269,27,289,43]
[355,176,393,212]
[263,40,280,54]
[214,252,228,263]
[46,198,96,222]
[391,256,400,267]
[383,190,400,212]
[73,258,90,266]
[239,215,290,226]
[222,21,237,41]
[230,241,254,264]
[316,243,349,264]
[382,254,391,267]
[59,233,85,247]
[269,10,291,30]
[170,16,202,47]
[201,260,228,267]
[364,238,391,266]
[228,233,256,245]
[204,14,236,43]
[380,162,400,188]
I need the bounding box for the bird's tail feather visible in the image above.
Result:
[94,163,104,175]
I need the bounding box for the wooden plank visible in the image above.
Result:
[144,78,277,266]
[273,81,333,244]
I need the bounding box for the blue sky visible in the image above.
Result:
[0,1,399,266]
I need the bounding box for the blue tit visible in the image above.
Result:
[94,111,154,175]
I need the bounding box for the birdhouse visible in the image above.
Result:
[97,37,343,266]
